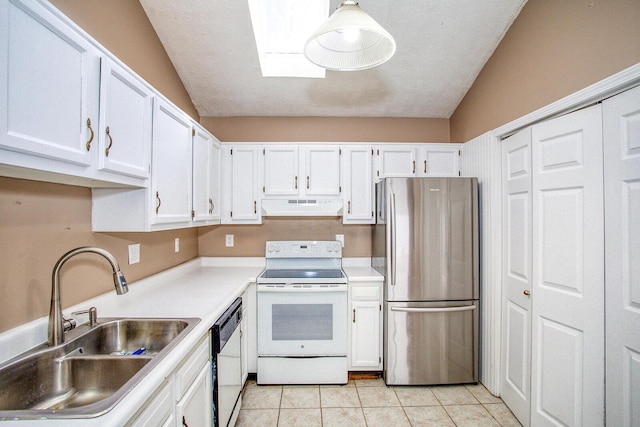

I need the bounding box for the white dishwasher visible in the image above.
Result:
[211,297,243,427]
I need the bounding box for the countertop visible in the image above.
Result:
[0,257,264,425]
[0,256,382,425]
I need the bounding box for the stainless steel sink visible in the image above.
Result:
[0,317,200,420]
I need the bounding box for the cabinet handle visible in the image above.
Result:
[85,118,94,151]
[155,191,161,214]
[295,176,298,189]
[105,126,113,156]
[348,200,351,214]
[524,289,530,296]
[412,160,416,174]
[306,176,310,189]
[353,308,356,323]
[209,198,214,214]
[254,200,257,214]
[182,416,189,427]
[424,160,427,174]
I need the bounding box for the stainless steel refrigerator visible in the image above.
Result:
[373,177,479,385]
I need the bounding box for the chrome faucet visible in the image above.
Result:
[48,247,128,346]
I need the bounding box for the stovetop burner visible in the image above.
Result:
[258,241,346,285]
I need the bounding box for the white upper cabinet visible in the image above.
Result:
[0,0,148,187]
[98,57,152,179]
[342,146,374,224]
[417,144,460,177]
[222,145,261,224]
[192,123,221,224]
[0,0,99,169]
[305,145,341,196]
[262,144,341,198]
[150,99,193,226]
[374,145,417,180]
[374,143,461,181]
[263,145,299,196]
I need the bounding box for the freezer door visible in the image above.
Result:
[384,301,478,385]
[385,177,478,301]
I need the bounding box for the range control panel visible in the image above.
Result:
[265,240,342,259]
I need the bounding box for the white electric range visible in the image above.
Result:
[256,240,348,385]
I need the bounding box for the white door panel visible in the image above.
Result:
[501,127,532,426]
[603,84,640,425]
[530,105,604,426]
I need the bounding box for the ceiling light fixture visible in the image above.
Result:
[304,1,396,71]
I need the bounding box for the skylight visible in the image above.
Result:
[248,0,329,78]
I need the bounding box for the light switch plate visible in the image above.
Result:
[128,243,140,265]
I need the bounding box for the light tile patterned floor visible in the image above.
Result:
[235,378,521,426]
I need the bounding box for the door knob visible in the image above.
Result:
[524,289,530,296]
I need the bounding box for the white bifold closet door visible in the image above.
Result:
[603,85,640,425]
[501,104,605,426]
[501,127,533,426]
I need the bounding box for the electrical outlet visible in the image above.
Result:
[128,243,140,265]
[174,238,180,253]
[335,234,344,247]
[226,234,234,247]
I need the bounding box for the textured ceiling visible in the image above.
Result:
[139,0,527,118]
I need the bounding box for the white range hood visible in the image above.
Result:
[261,199,343,217]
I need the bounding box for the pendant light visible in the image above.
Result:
[304,1,396,71]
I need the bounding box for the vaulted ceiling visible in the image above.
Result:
[140,0,527,118]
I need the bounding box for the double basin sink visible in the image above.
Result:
[0,317,199,420]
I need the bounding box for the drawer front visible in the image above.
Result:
[175,336,210,400]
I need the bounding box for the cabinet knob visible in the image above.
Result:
[524,289,530,296]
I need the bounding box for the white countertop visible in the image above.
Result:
[0,256,381,425]
[0,257,264,426]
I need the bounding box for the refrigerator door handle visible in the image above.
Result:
[390,191,397,286]
[390,305,477,313]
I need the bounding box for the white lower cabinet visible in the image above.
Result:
[176,364,212,427]
[129,335,212,427]
[348,281,383,370]
[128,381,174,427]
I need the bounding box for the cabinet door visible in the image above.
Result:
[529,105,604,426]
[418,144,460,177]
[343,146,374,224]
[176,363,212,427]
[192,124,221,223]
[129,381,175,427]
[263,145,298,196]
[151,99,193,225]
[374,145,417,180]
[603,85,640,426]
[0,0,99,166]
[351,300,381,369]
[98,57,152,179]
[304,145,341,196]
[228,146,260,223]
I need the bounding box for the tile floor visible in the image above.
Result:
[235,378,521,426]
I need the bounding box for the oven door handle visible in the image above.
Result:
[257,285,347,293]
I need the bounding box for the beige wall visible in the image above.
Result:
[49,0,198,119]
[450,0,640,142]
[199,219,372,258]
[0,1,202,333]
[201,117,450,142]
[0,177,198,332]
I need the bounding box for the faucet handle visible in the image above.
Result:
[72,306,98,326]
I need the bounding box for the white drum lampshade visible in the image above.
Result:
[304,1,396,71]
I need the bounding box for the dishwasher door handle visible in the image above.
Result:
[390,305,477,313]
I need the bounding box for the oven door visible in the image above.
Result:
[257,284,347,357]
